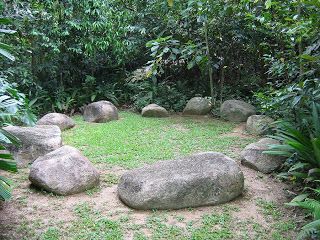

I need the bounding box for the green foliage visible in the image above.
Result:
[126,78,190,111]
[0,80,20,201]
[0,15,16,61]
[0,7,35,201]
[1,0,133,113]
[265,103,320,183]
[286,192,320,239]
[2,0,318,113]
[266,97,320,238]
[255,79,320,121]
[0,11,18,202]
[0,76,36,125]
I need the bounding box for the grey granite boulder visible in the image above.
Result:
[3,125,62,168]
[118,152,244,210]
[241,138,283,174]
[37,113,75,131]
[246,115,274,135]
[183,97,212,115]
[142,104,169,118]
[83,101,118,123]
[220,100,256,122]
[29,146,100,195]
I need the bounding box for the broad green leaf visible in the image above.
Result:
[0,48,15,61]
[290,193,309,203]
[265,0,272,9]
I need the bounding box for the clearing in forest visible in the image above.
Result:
[0,112,303,239]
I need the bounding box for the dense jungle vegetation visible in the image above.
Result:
[1,0,320,238]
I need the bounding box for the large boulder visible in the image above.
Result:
[246,115,274,135]
[118,152,244,210]
[183,97,212,115]
[83,101,119,123]
[241,138,283,174]
[141,104,169,118]
[37,113,75,131]
[3,125,62,168]
[29,146,100,195]
[220,100,256,122]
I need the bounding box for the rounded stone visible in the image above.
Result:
[220,100,256,122]
[83,101,118,123]
[241,138,284,174]
[183,97,212,115]
[3,125,62,168]
[246,115,274,135]
[37,113,75,131]
[118,152,244,210]
[141,104,169,118]
[29,145,100,195]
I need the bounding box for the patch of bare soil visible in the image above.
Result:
[0,124,303,240]
[221,122,252,138]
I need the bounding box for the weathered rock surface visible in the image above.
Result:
[220,100,256,122]
[37,113,75,131]
[83,101,119,123]
[118,152,244,210]
[241,138,283,174]
[141,104,169,118]
[3,125,62,168]
[183,97,212,115]
[246,115,274,135]
[29,146,100,195]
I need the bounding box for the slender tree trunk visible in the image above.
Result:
[220,66,225,105]
[297,0,304,77]
[31,38,36,78]
[204,22,215,106]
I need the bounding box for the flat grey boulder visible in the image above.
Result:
[3,125,62,168]
[183,97,212,115]
[241,138,283,174]
[246,115,274,135]
[142,104,169,118]
[37,113,75,131]
[29,146,100,195]
[118,152,244,210]
[83,101,118,123]
[220,100,256,122]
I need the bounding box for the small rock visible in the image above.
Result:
[83,101,118,123]
[3,125,62,168]
[29,146,100,195]
[183,97,212,115]
[118,152,244,210]
[220,100,256,122]
[246,115,274,135]
[37,113,75,131]
[141,104,169,118]
[241,138,284,174]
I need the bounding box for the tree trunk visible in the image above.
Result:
[297,0,304,77]
[204,22,215,106]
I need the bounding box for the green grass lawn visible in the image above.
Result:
[63,111,254,168]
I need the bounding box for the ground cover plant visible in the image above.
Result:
[0,112,303,239]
